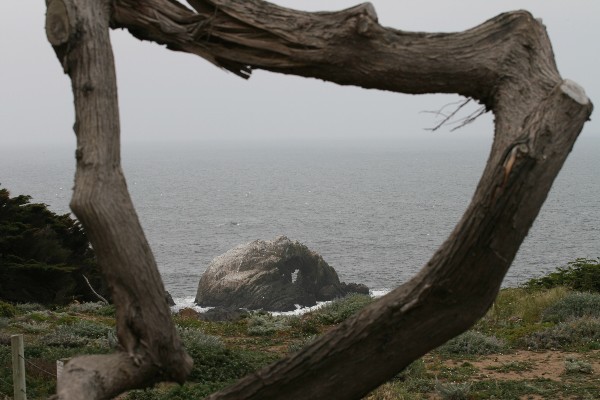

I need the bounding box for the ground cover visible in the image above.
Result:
[0,261,599,399]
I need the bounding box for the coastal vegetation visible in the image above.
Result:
[0,185,107,305]
[0,260,598,399]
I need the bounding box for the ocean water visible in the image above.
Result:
[1,138,598,300]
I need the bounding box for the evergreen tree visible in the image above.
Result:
[0,185,106,304]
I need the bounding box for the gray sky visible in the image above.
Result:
[1,1,598,147]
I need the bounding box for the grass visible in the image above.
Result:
[0,281,599,399]
[481,286,570,327]
[437,330,506,356]
[485,360,535,373]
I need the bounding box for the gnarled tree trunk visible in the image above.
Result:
[46,0,592,399]
[46,0,192,399]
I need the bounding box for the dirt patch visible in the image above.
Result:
[467,350,599,381]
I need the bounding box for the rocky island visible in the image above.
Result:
[195,236,368,311]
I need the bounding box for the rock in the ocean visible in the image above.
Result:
[165,291,175,306]
[195,236,368,311]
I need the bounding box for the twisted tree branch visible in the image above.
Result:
[46,0,592,398]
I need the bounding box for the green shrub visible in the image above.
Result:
[14,302,47,313]
[61,301,115,317]
[23,310,52,322]
[524,258,600,292]
[524,317,600,350]
[40,330,89,347]
[12,321,51,334]
[287,335,316,353]
[0,300,17,317]
[53,312,78,325]
[41,319,112,347]
[541,292,600,322]
[288,315,320,335]
[438,331,506,355]
[173,325,277,385]
[186,345,277,384]
[66,301,105,314]
[483,287,569,327]
[92,304,116,317]
[178,327,223,350]
[66,319,113,338]
[435,381,472,400]
[564,357,594,375]
[313,293,372,324]
[247,314,291,336]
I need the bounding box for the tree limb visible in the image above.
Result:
[46,0,192,398]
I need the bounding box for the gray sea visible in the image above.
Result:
[1,137,598,300]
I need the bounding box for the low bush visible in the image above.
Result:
[23,310,53,322]
[523,317,600,350]
[541,292,600,322]
[40,330,89,347]
[65,319,113,338]
[186,344,277,384]
[564,357,594,375]
[65,301,103,313]
[435,381,472,400]
[12,321,51,334]
[287,335,316,353]
[41,330,90,347]
[483,287,569,326]
[14,302,47,313]
[288,315,320,335]
[0,301,17,318]
[178,327,223,350]
[438,331,506,355]
[524,258,600,292]
[246,314,291,336]
[40,319,112,347]
[93,304,116,317]
[313,293,372,324]
[485,360,535,373]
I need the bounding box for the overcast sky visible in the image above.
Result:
[1,1,598,148]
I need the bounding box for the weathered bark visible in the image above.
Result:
[46,0,592,399]
[111,0,547,107]
[45,0,192,399]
